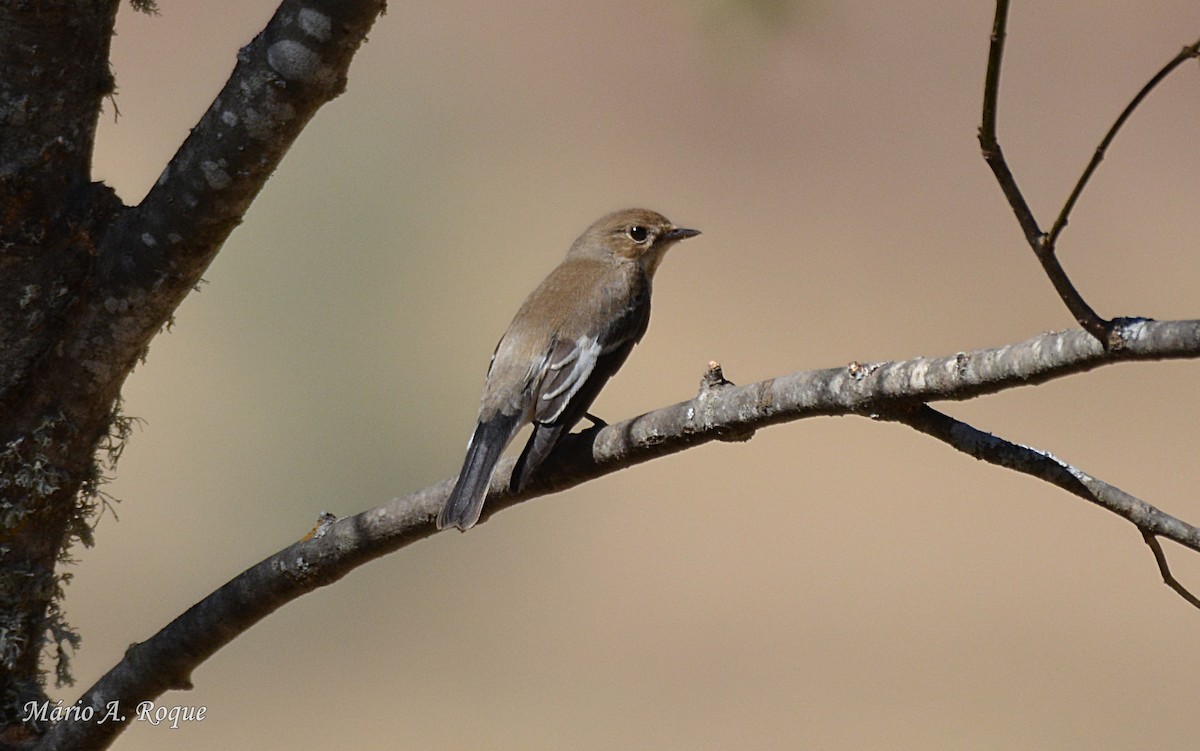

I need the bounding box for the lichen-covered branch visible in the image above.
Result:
[93,0,389,345]
[37,319,1200,750]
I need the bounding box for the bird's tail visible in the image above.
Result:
[437,414,521,531]
[510,422,567,493]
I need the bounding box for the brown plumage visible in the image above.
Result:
[437,208,700,531]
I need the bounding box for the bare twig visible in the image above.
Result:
[879,404,1200,609]
[1046,38,1200,249]
[978,0,1041,249]
[979,2,1200,345]
[1141,531,1200,609]
[37,319,1200,750]
[978,0,1104,340]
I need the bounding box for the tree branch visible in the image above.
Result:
[36,319,1200,749]
[85,0,388,388]
[877,403,1200,609]
[978,1,1200,345]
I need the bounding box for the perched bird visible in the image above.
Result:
[437,208,700,531]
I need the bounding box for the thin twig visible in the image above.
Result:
[1046,38,1200,249]
[978,0,1105,340]
[879,403,1200,610]
[1141,531,1200,609]
[978,0,1043,249]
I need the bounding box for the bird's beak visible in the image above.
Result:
[664,227,701,242]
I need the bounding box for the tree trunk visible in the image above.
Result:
[0,0,387,739]
[0,0,124,727]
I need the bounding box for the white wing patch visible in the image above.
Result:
[538,335,601,422]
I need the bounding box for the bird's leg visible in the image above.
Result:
[583,412,608,429]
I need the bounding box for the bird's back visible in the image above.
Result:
[480,257,650,420]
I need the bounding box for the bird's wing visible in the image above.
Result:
[513,332,640,490]
[533,333,604,424]
[532,295,649,425]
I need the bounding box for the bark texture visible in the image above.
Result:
[0,0,387,742]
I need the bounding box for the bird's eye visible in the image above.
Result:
[627,225,649,243]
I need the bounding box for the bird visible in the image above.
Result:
[436,208,700,531]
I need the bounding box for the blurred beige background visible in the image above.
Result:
[66,0,1200,748]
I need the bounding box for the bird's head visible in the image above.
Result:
[570,208,700,277]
